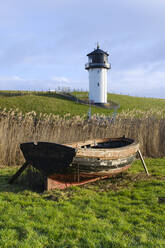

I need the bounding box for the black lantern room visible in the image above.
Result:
[85,44,111,70]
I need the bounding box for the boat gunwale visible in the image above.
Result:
[64,137,139,153]
[20,137,139,162]
[20,137,139,153]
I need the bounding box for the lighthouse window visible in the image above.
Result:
[98,82,99,87]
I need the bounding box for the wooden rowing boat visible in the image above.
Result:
[9,137,140,189]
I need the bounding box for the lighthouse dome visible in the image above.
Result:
[85,45,110,70]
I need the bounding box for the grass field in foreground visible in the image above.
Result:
[0,158,165,247]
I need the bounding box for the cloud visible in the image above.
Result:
[51,76,69,83]
[110,66,165,98]
[0,0,164,97]
[0,75,86,91]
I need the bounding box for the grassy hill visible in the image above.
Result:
[108,94,165,112]
[0,92,112,117]
[73,91,165,112]
[0,90,165,117]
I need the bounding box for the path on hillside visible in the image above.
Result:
[56,92,120,110]
[56,92,120,122]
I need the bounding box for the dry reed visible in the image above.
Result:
[0,109,165,166]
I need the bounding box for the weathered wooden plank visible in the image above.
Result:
[72,154,136,167]
[75,144,139,160]
[138,150,149,175]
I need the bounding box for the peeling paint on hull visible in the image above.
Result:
[14,137,139,190]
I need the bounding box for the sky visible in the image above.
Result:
[0,0,165,98]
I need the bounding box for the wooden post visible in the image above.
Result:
[138,150,149,175]
[77,164,80,183]
[9,161,29,184]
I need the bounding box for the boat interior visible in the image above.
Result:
[68,138,134,150]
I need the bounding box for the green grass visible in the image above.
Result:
[73,91,165,113]
[0,158,165,247]
[1,90,165,117]
[108,93,165,112]
[0,92,112,117]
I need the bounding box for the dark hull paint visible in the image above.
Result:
[20,142,76,176]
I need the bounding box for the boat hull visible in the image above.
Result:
[20,137,139,178]
[8,137,144,190]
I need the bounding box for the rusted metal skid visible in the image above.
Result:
[47,164,131,190]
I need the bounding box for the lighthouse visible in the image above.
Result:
[85,44,111,104]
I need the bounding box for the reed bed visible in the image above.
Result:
[0,109,165,166]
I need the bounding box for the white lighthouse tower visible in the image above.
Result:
[85,44,111,104]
